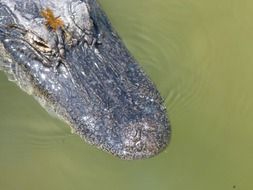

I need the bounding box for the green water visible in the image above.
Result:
[0,0,252,189]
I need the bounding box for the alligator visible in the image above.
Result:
[0,0,171,160]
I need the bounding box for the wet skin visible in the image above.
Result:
[0,0,170,160]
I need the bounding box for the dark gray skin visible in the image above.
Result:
[0,0,170,160]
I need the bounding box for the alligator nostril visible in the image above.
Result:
[133,128,141,142]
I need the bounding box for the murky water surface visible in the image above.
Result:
[0,0,252,189]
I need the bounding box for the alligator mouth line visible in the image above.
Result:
[0,0,171,160]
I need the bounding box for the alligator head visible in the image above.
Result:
[0,0,170,160]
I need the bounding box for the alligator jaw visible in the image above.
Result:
[0,0,171,160]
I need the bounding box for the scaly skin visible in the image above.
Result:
[0,0,171,160]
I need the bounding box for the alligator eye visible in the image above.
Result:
[33,40,52,53]
[32,39,52,55]
[24,31,53,55]
[33,40,49,48]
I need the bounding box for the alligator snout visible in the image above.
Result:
[118,120,169,159]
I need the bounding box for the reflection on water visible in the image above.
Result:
[0,0,252,189]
